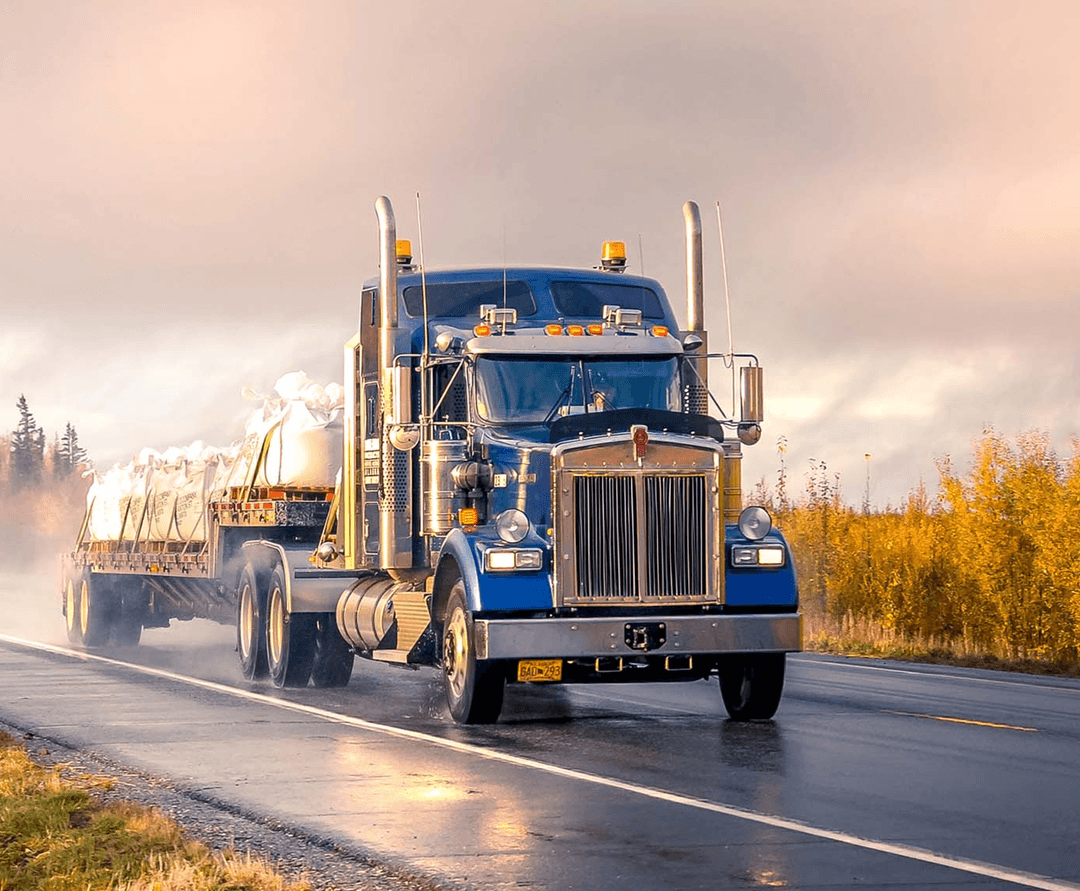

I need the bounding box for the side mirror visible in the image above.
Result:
[682,333,704,351]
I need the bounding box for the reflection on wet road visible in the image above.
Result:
[2,574,1080,890]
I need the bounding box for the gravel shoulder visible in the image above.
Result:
[0,718,454,891]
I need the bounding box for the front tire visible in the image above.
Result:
[718,653,786,720]
[237,564,268,681]
[266,567,316,689]
[442,581,504,724]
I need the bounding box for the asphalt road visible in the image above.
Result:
[1,569,1079,890]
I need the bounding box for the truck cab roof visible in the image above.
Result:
[362,266,681,338]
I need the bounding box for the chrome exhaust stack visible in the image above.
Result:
[682,201,709,412]
[374,196,414,571]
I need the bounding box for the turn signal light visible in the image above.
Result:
[459,507,479,526]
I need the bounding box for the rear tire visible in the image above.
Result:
[237,563,268,681]
[111,577,144,647]
[442,581,504,724]
[266,566,316,688]
[309,614,354,688]
[78,574,111,648]
[718,653,786,720]
[64,573,83,645]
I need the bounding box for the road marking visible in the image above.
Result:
[888,710,1039,732]
[798,654,1080,694]
[4,633,1078,891]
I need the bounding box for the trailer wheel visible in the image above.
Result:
[718,654,786,720]
[442,581,504,724]
[237,564,268,680]
[78,574,111,648]
[309,614,353,688]
[64,574,83,645]
[111,578,143,647]
[266,566,316,689]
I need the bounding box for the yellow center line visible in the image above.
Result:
[888,710,1039,732]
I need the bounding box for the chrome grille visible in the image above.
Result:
[568,472,710,603]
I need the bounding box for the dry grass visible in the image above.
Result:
[0,731,312,891]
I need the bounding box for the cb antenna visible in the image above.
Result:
[416,192,429,359]
[716,200,736,410]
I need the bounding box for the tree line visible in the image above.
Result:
[769,429,1080,664]
[0,396,91,566]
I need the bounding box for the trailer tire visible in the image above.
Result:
[309,614,353,688]
[110,577,144,646]
[78,574,111,648]
[442,581,504,724]
[237,564,268,681]
[64,573,83,645]
[718,653,786,720]
[266,566,316,689]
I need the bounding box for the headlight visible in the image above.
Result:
[731,545,785,568]
[738,506,772,541]
[484,548,543,571]
[495,508,530,543]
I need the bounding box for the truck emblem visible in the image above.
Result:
[631,424,649,459]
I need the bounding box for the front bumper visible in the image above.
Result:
[473,612,801,661]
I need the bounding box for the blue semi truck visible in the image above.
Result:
[62,197,800,724]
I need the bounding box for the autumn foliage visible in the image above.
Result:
[774,430,1080,664]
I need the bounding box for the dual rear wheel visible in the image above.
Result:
[63,571,144,648]
[236,559,353,689]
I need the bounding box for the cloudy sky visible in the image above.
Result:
[3,1,1078,507]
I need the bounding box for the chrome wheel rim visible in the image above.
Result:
[444,606,469,700]
[79,580,90,635]
[65,580,77,634]
[268,587,284,667]
[238,583,254,661]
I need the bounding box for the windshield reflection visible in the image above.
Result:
[474,356,681,424]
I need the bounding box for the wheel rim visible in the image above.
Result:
[238,583,254,662]
[444,606,469,700]
[79,580,90,634]
[268,587,284,667]
[65,580,77,634]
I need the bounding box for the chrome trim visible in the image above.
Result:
[474,613,801,660]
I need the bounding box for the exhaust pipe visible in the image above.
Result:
[682,201,709,412]
[683,201,704,333]
[374,196,413,571]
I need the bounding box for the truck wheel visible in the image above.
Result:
[111,577,143,646]
[309,614,354,688]
[78,574,111,648]
[266,566,316,689]
[442,581,504,724]
[64,574,83,645]
[718,654,786,720]
[237,564,268,680]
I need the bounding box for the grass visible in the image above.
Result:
[803,627,1080,679]
[0,731,311,891]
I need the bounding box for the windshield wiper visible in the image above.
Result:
[543,362,582,425]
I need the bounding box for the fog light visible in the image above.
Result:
[495,509,530,543]
[738,506,772,541]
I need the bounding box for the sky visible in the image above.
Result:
[2,0,1079,508]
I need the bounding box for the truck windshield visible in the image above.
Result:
[474,356,681,424]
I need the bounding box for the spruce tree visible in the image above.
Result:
[10,395,44,489]
[56,422,88,478]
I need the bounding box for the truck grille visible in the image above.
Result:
[568,472,711,604]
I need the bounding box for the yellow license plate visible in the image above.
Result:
[517,659,563,682]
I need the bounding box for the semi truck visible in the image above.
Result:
[61,197,800,724]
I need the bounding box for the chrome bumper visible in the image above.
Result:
[473,612,801,661]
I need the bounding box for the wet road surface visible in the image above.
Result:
[2,572,1079,889]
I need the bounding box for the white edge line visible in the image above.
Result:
[4,633,1078,891]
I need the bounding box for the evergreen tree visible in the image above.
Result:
[55,422,88,478]
[10,395,44,490]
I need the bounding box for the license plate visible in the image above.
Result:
[517,659,563,682]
